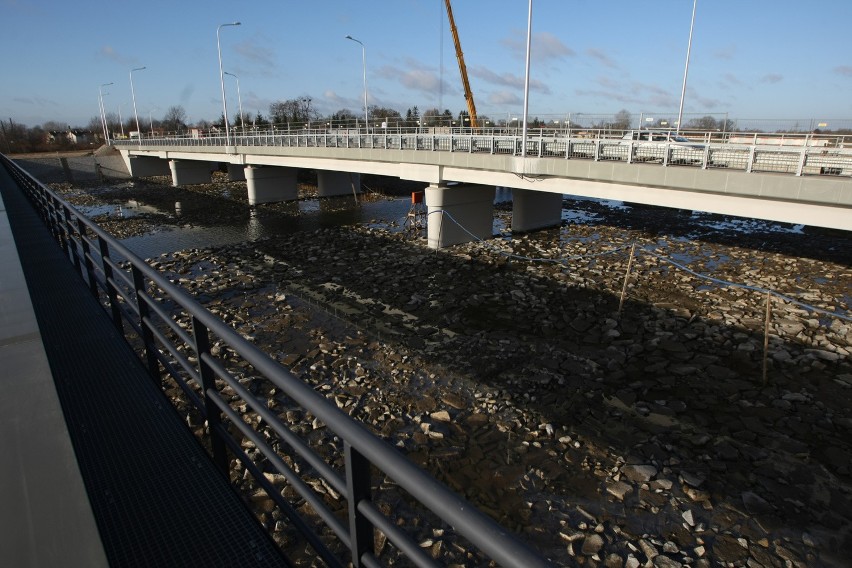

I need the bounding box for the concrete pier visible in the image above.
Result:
[227,163,246,182]
[317,170,360,197]
[511,189,563,233]
[126,155,170,178]
[246,166,298,205]
[426,184,494,249]
[169,160,212,186]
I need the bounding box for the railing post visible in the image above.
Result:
[63,208,83,274]
[98,237,124,333]
[76,218,99,298]
[796,143,808,176]
[345,442,374,567]
[747,145,756,173]
[192,316,229,474]
[132,265,162,386]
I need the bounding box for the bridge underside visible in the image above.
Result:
[119,148,851,248]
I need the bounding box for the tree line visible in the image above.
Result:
[2,101,848,155]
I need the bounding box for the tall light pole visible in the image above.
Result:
[520,0,533,158]
[217,21,241,146]
[345,35,368,130]
[130,66,146,145]
[676,0,697,134]
[118,103,126,138]
[99,82,113,144]
[224,71,245,133]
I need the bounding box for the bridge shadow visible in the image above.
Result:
[245,221,851,563]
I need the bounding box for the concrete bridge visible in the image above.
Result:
[115,129,852,247]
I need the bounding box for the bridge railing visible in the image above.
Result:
[0,154,554,568]
[115,129,852,178]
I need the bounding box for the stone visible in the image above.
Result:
[581,534,605,555]
[606,481,633,501]
[622,464,658,483]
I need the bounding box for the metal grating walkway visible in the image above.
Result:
[0,167,290,567]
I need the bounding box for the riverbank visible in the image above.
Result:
[51,175,852,567]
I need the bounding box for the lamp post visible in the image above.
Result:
[217,21,241,146]
[676,0,697,134]
[521,0,532,158]
[117,103,126,137]
[129,66,146,144]
[99,82,113,144]
[224,71,245,133]
[345,35,368,131]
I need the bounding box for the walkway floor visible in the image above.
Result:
[0,163,290,567]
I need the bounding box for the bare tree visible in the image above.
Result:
[162,105,188,132]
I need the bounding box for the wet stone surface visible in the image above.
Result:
[52,175,852,567]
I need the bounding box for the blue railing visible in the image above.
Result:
[0,153,554,568]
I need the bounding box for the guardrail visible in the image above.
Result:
[0,153,554,568]
[115,129,852,178]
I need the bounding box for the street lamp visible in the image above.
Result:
[217,21,241,146]
[345,35,368,130]
[116,104,126,138]
[676,0,697,134]
[521,0,533,159]
[224,71,245,133]
[129,66,146,144]
[99,82,113,144]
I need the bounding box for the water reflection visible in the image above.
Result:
[119,195,412,259]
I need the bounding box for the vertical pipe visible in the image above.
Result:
[763,291,772,386]
[618,243,637,316]
[192,316,229,473]
[345,443,374,567]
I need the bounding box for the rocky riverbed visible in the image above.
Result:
[51,174,852,567]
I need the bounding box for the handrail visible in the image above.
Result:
[0,152,553,567]
[115,129,852,178]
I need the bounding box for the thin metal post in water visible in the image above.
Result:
[618,243,637,316]
[345,442,374,567]
[763,291,772,385]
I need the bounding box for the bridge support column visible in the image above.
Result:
[126,155,171,178]
[169,160,212,186]
[511,189,563,233]
[245,166,298,205]
[426,184,494,249]
[317,170,360,197]
[227,163,246,181]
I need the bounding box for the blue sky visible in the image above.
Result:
[2,0,851,129]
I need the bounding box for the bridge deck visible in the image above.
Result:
[0,166,289,566]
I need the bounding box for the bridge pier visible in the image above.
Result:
[426,184,494,249]
[126,155,170,178]
[169,160,212,186]
[511,189,563,233]
[245,166,298,205]
[227,163,246,182]
[317,170,360,197]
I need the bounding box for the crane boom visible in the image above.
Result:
[444,0,478,128]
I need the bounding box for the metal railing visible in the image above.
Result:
[115,128,852,178]
[0,153,554,568]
